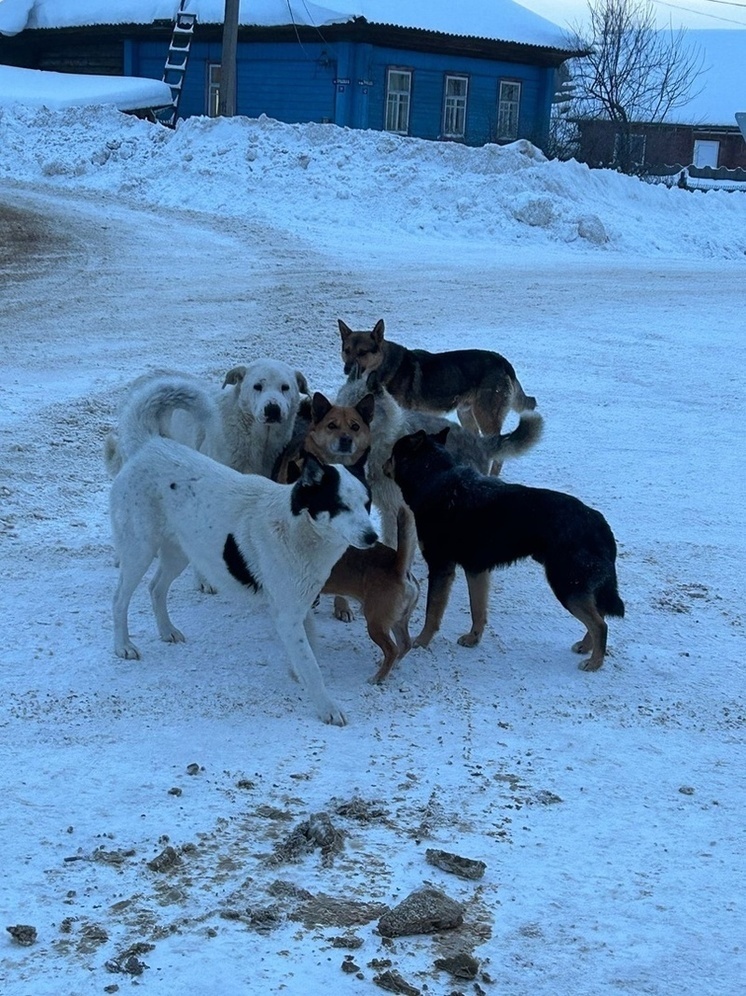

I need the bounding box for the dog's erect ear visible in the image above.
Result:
[295,370,310,396]
[300,453,325,487]
[405,430,429,454]
[286,457,303,484]
[223,365,247,388]
[356,393,375,425]
[338,319,353,340]
[433,426,450,446]
[371,319,385,344]
[311,392,332,424]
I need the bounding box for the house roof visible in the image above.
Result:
[664,29,746,128]
[0,64,173,110]
[0,0,573,51]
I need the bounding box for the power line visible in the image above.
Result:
[652,0,746,25]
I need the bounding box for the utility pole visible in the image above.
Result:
[218,0,239,116]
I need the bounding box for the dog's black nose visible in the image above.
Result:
[264,402,282,423]
[338,436,352,453]
[362,528,378,547]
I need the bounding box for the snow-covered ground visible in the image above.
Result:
[0,106,744,995]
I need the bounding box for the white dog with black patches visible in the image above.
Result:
[110,377,377,726]
[105,358,309,479]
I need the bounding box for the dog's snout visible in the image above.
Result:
[263,401,282,423]
[338,436,353,454]
[361,527,378,548]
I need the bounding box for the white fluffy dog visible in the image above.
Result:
[105,359,310,479]
[110,377,377,726]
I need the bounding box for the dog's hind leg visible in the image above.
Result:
[414,562,456,648]
[565,593,608,671]
[456,403,480,434]
[367,622,400,684]
[113,543,157,660]
[149,541,190,645]
[333,596,354,622]
[458,570,490,647]
[270,605,346,726]
[472,386,513,474]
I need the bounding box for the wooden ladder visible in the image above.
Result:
[156,2,197,127]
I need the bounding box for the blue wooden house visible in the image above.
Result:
[0,1,579,148]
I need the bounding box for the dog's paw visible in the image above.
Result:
[413,631,432,649]
[578,656,603,672]
[162,628,186,644]
[572,635,593,654]
[333,596,354,623]
[320,703,347,726]
[198,581,218,595]
[457,631,481,648]
[115,642,141,661]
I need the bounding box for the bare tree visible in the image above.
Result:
[566,0,706,172]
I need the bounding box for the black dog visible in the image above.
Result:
[386,428,624,671]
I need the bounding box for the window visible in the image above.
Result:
[442,75,468,139]
[613,131,646,165]
[385,69,412,134]
[497,80,521,140]
[693,139,719,168]
[207,63,221,117]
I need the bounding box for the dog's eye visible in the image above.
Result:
[350,422,360,432]
[281,384,290,392]
[253,383,263,391]
[327,421,338,430]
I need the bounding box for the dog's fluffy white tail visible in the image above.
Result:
[483,410,544,460]
[116,378,219,464]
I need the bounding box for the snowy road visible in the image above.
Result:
[1,179,744,995]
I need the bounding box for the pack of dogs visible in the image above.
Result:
[106,318,624,725]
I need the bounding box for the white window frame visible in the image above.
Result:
[497,80,521,140]
[442,74,468,139]
[207,63,221,117]
[385,68,412,135]
[693,139,719,168]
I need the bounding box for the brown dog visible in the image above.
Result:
[323,506,420,683]
[339,318,536,447]
[273,392,374,485]
[274,393,420,680]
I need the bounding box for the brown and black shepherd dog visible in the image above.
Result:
[339,318,537,450]
[385,427,624,672]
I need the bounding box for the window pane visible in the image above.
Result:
[443,75,467,138]
[497,81,521,140]
[385,70,411,133]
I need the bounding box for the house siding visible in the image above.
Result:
[1,25,568,149]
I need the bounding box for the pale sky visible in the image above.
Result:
[519,0,746,31]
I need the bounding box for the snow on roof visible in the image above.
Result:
[0,0,572,50]
[0,64,173,111]
[663,29,746,127]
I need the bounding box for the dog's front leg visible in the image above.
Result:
[269,606,346,726]
[458,570,490,647]
[414,562,456,648]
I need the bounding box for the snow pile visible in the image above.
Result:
[1,104,746,260]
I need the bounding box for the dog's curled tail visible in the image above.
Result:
[393,505,418,576]
[512,377,537,412]
[482,410,544,462]
[117,378,218,463]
